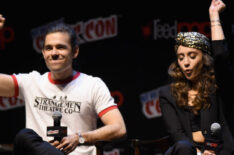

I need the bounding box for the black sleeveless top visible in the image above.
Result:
[185,106,201,132]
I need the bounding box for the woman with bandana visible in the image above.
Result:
[159,0,234,155]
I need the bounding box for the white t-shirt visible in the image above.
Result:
[12,71,117,155]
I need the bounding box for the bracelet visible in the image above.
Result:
[210,19,221,23]
[211,23,221,27]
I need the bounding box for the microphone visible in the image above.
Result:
[204,122,222,152]
[47,111,67,141]
[210,122,221,138]
[52,111,62,127]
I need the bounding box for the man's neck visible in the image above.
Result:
[51,69,75,81]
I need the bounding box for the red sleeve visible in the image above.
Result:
[11,75,19,97]
[98,105,118,118]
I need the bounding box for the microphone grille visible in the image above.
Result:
[210,122,221,134]
[52,111,62,120]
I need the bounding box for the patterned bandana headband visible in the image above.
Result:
[175,32,211,55]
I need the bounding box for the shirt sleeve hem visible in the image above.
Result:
[98,105,118,118]
[11,75,19,97]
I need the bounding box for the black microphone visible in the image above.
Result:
[204,122,222,152]
[53,111,62,127]
[47,111,67,141]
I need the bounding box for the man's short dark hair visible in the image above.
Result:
[43,23,78,52]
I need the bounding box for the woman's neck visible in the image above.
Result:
[188,90,198,107]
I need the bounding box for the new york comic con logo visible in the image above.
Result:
[31,15,118,53]
[34,96,81,114]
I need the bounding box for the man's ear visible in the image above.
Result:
[41,49,45,56]
[73,46,79,58]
